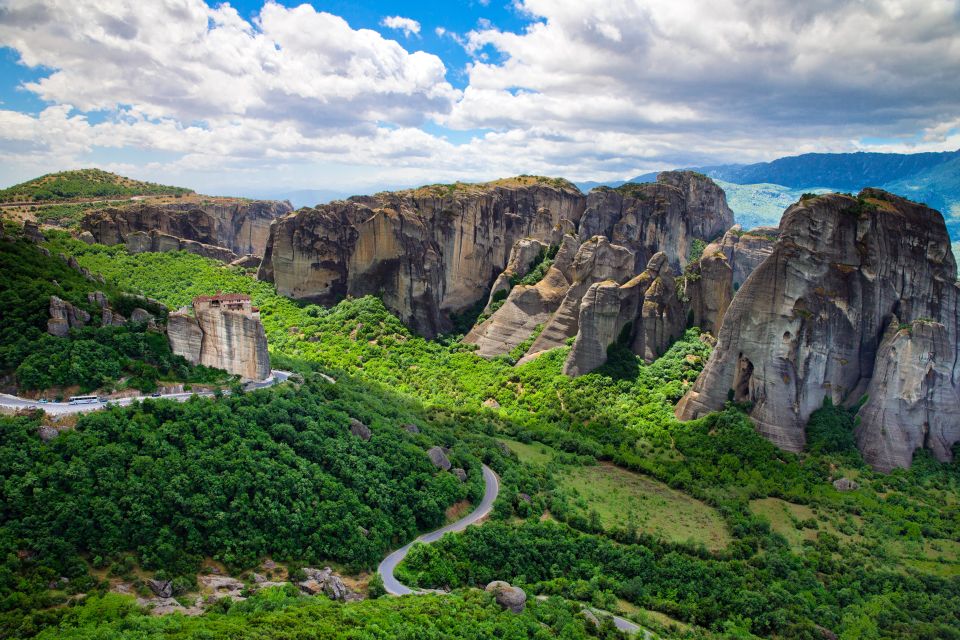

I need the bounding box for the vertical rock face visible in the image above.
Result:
[855,319,960,471]
[168,294,270,381]
[257,173,731,340]
[562,252,688,376]
[125,230,239,262]
[82,199,292,259]
[676,190,960,468]
[259,178,585,337]
[577,171,734,272]
[521,236,636,360]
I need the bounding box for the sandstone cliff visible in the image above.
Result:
[258,177,585,337]
[577,172,734,272]
[82,199,292,260]
[676,190,960,469]
[168,294,270,381]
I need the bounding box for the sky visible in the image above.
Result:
[0,0,958,197]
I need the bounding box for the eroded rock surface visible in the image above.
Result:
[168,293,270,381]
[259,178,584,337]
[47,296,90,336]
[83,199,292,259]
[676,190,960,469]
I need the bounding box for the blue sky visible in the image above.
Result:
[0,0,957,198]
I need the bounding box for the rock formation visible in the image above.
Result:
[168,293,270,381]
[562,252,686,376]
[349,418,372,441]
[47,296,90,336]
[676,190,960,470]
[259,177,585,337]
[485,581,527,613]
[125,230,239,262]
[427,446,452,471]
[577,172,733,273]
[82,199,292,260]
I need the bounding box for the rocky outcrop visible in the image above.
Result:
[485,581,527,613]
[87,291,127,327]
[298,567,357,601]
[577,171,734,273]
[82,199,292,259]
[521,236,636,361]
[562,252,686,376]
[854,318,960,472]
[23,220,44,243]
[464,234,580,356]
[258,178,586,336]
[168,293,270,381]
[47,296,90,336]
[427,446,452,471]
[676,190,960,469]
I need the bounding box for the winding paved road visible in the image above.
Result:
[378,464,499,595]
[375,463,644,635]
[0,370,291,416]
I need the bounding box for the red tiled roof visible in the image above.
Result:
[193,292,252,304]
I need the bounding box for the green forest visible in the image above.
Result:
[0,235,229,394]
[0,229,957,639]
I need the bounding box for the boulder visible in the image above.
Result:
[349,418,372,441]
[230,254,262,269]
[23,220,44,243]
[677,190,960,468]
[483,398,500,409]
[147,578,173,598]
[832,478,859,492]
[485,580,527,613]
[130,308,154,324]
[401,423,420,434]
[427,446,451,471]
[452,468,468,482]
[37,426,59,442]
[77,230,96,244]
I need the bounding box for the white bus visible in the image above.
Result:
[68,395,100,405]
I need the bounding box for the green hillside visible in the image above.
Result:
[0,169,193,203]
[0,234,953,639]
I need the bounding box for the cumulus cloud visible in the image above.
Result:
[447,0,960,166]
[381,15,421,38]
[0,0,957,190]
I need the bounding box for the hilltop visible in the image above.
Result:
[0,168,193,203]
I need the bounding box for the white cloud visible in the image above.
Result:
[0,0,957,191]
[381,15,421,38]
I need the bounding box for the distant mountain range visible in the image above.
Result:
[577,150,960,240]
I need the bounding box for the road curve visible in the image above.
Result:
[0,370,291,416]
[378,463,499,596]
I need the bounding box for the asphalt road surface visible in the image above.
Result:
[0,370,291,416]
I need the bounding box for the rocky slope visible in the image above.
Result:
[676,190,960,470]
[82,199,292,261]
